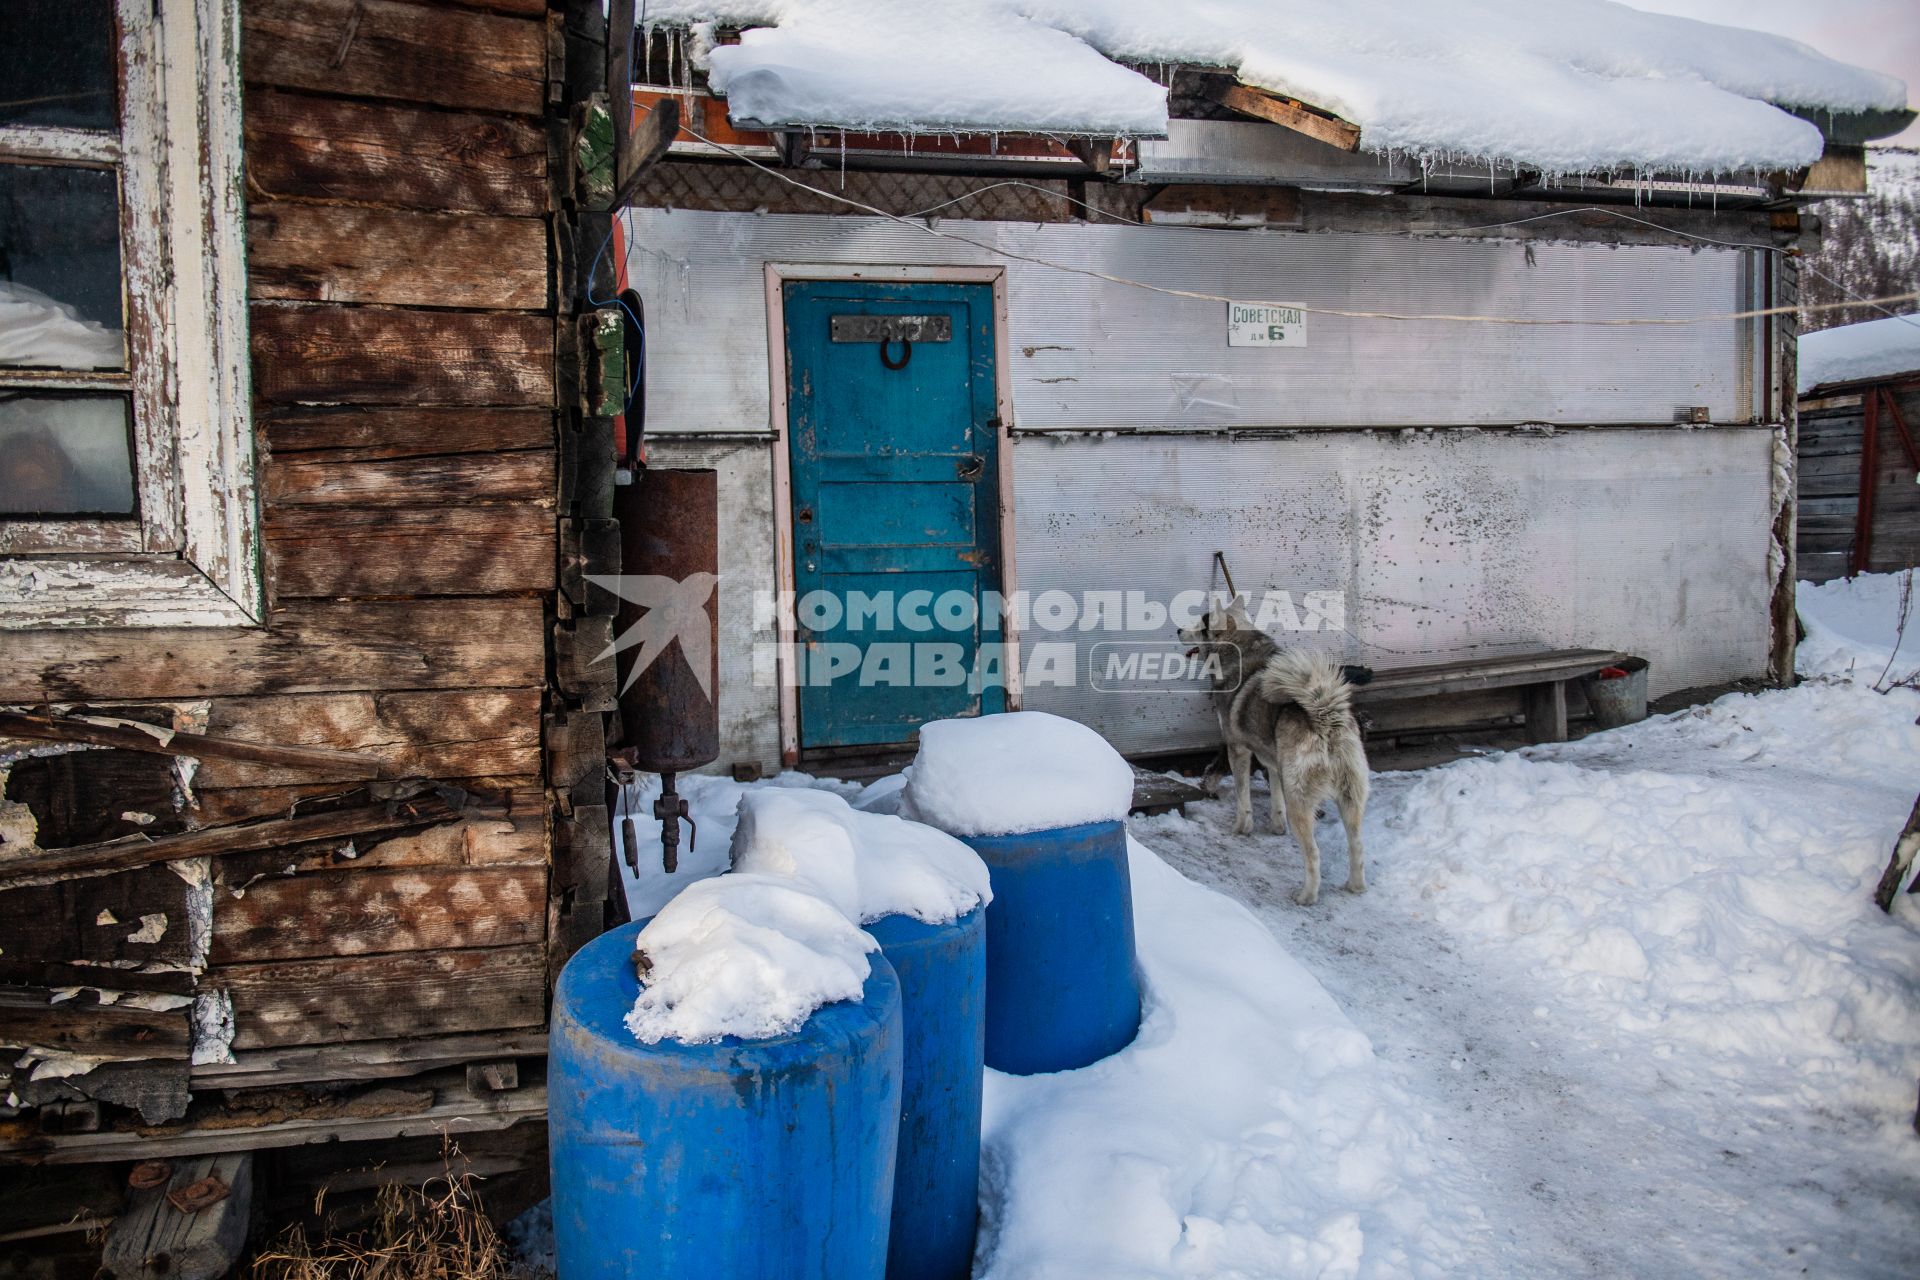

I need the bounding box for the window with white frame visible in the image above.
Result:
[0,0,258,628]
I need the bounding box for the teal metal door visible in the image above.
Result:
[784,280,1004,750]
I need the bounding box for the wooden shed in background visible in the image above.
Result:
[1796,315,1920,582]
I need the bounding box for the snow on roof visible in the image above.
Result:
[644,1,1906,173]
[1798,315,1920,394]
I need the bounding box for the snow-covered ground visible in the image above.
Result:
[564,573,1920,1278]
[1121,574,1920,1277]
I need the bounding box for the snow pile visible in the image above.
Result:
[730,787,991,924]
[1797,569,1920,682]
[1380,681,1920,1119]
[614,770,861,918]
[618,775,988,1042]
[898,710,1135,837]
[624,872,878,1044]
[645,0,1906,172]
[1798,313,1920,393]
[978,837,1486,1276]
[0,281,123,370]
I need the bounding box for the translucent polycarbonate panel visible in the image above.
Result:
[0,164,126,369]
[623,209,1759,433]
[0,392,135,515]
[0,1,118,132]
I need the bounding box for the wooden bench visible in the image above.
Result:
[1353,647,1632,745]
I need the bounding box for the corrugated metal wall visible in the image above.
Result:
[626,209,1760,431]
[621,209,1774,765]
[1010,428,1774,754]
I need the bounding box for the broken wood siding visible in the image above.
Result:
[1796,383,1920,582]
[1,0,570,1156]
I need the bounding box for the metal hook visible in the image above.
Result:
[880,338,912,370]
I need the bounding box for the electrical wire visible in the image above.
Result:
[648,116,1920,327]
[608,23,1918,332]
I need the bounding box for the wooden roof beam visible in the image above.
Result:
[1211,83,1362,154]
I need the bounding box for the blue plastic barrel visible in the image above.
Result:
[959,819,1142,1075]
[549,919,903,1280]
[865,907,986,1280]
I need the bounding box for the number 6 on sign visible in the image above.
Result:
[1227,301,1309,347]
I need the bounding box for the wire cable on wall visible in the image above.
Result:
[621,112,1920,329]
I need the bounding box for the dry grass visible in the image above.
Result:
[251,1147,537,1280]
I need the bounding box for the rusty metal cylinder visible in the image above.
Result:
[612,468,719,773]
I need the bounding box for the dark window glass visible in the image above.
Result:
[0,164,124,369]
[0,393,135,515]
[0,1,119,132]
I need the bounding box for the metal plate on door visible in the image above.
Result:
[830,314,951,343]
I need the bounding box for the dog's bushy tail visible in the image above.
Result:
[1254,650,1355,741]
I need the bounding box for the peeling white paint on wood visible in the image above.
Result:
[0,0,259,631]
[127,914,169,944]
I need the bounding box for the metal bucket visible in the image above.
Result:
[866,907,987,1280]
[1584,656,1650,730]
[958,819,1142,1075]
[549,920,902,1280]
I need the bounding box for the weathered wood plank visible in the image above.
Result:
[244,90,546,216]
[215,945,546,1048]
[3,749,186,848]
[1357,649,1628,702]
[196,690,543,789]
[1522,681,1571,745]
[192,1028,546,1088]
[244,0,546,115]
[0,867,191,966]
[250,304,553,406]
[1213,84,1362,152]
[190,773,540,826]
[266,450,555,508]
[263,406,553,459]
[218,811,546,883]
[248,203,548,310]
[0,959,193,996]
[0,599,545,702]
[442,0,548,13]
[0,988,192,1060]
[102,1153,253,1280]
[0,795,462,888]
[266,504,554,597]
[0,712,390,780]
[212,865,546,963]
[0,1076,548,1164]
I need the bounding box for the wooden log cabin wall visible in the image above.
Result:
[0,0,622,1219]
[1797,375,1920,582]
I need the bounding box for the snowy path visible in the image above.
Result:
[588,578,1920,1280]
[1134,681,1920,1278]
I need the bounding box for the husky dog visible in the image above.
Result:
[1177,604,1370,905]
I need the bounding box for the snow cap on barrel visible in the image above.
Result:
[730,788,992,924]
[900,710,1135,837]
